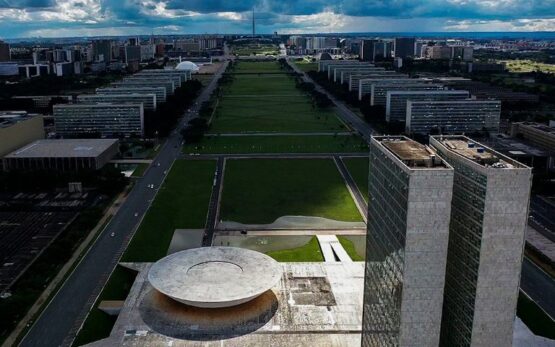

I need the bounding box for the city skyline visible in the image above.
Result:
[1,1,555,39]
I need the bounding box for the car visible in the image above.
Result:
[134,212,139,217]
[110,232,115,237]
[156,163,161,167]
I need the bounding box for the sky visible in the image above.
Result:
[1,0,555,39]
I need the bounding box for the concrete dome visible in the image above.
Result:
[148,247,282,308]
[175,61,200,71]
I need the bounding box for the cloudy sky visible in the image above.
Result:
[1,0,555,39]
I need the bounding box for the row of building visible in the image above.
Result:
[0,36,221,77]
[0,65,196,171]
[52,68,191,138]
[319,59,501,136]
[363,134,531,347]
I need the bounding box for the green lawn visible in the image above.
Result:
[231,61,282,73]
[266,236,324,262]
[293,61,318,73]
[232,46,279,57]
[220,159,363,224]
[72,267,137,346]
[122,160,216,262]
[337,236,365,261]
[223,75,302,96]
[209,63,345,133]
[131,163,149,177]
[184,135,368,154]
[501,59,555,74]
[210,95,344,133]
[343,157,369,202]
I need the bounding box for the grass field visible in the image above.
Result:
[231,61,282,73]
[223,74,302,96]
[266,236,324,262]
[343,157,369,202]
[293,61,318,73]
[122,160,216,262]
[72,267,137,346]
[232,45,279,57]
[220,159,363,224]
[337,236,365,261]
[501,59,555,74]
[184,135,368,154]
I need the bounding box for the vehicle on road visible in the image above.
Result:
[110,232,115,237]
[134,212,139,217]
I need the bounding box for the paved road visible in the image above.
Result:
[181,152,368,160]
[202,157,225,246]
[521,257,555,320]
[20,62,228,347]
[287,59,376,141]
[529,195,555,243]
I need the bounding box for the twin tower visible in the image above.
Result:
[362,135,532,347]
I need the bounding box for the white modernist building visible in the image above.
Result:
[148,247,282,308]
[96,86,167,103]
[112,80,175,95]
[77,93,157,111]
[349,72,409,92]
[406,100,501,135]
[386,90,470,122]
[53,103,144,138]
[371,82,445,106]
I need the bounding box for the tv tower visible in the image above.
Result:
[252,8,255,38]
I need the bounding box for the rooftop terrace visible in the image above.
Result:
[377,136,447,169]
[433,136,526,169]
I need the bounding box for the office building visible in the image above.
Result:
[96,86,166,103]
[0,41,11,61]
[371,83,444,106]
[334,67,385,83]
[406,100,501,135]
[112,79,175,95]
[360,39,377,61]
[394,38,416,58]
[92,40,112,62]
[11,95,73,108]
[124,45,141,64]
[53,103,144,138]
[362,136,453,347]
[77,93,157,111]
[0,112,44,157]
[318,60,366,73]
[0,62,18,76]
[358,78,413,100]
[339,68,391,85]
[348,72,409,92]
[140,44,155,61]
[430,136,532,347]
[510,122,555,151]
[55,62,74,76]
[135,69,189,85]
[386,90,470,122]
[124,74,182,87]
[3,139,119,171]
[328,64,376,81]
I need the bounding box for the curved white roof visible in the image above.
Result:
[148,247,282,308]
[175,61,200,71]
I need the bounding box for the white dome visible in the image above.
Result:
[175,61,200,71]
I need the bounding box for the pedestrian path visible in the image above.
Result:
[316,235,353,263]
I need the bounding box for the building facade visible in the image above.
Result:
[77,93,157,111]
[510,122,555,152]
[394,38,416,59]
[96,86,167,103]
[53,103,144,138]
[386,90,470,122]
[430,136,532,347]
[406,100,501,135]
[3,139,119,171]
[362,136,454,347]
[0,112,44,157]
[370,83,444,106]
